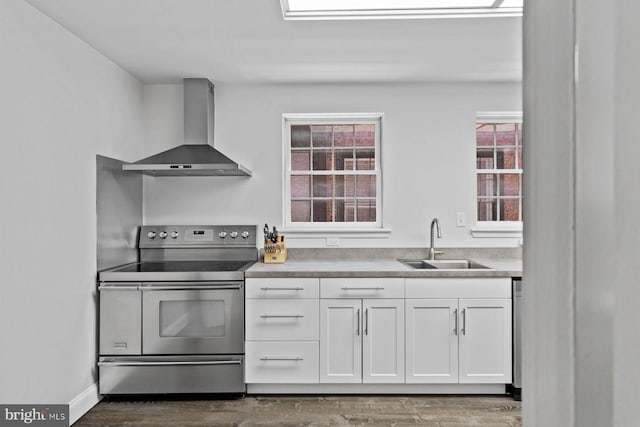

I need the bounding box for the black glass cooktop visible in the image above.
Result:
[114,260,254,273]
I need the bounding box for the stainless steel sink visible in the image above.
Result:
[399,259,491,270]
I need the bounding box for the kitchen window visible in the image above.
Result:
[283,114,384,233]
[472,112,523,238]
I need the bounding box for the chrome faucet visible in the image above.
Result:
[428,218,443,260]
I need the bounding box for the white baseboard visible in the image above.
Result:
[69,383,101,425]
[247,383,507,394]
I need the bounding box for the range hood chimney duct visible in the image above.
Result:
[123,78,252,177]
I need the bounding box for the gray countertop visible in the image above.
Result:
[246,256,522,279]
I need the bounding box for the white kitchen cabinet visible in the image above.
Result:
[319,299,362,383]
[405,299,459,383]
[405,278,512,385]
[458,299,512,384]
[319,298,404,384]
[245,341,319,383]
[362,299,405,383]
[245,277,320,384]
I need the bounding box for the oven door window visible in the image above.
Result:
[159,300,225,337]
[142,286,244,355]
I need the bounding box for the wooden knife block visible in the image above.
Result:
[263,237,287,263]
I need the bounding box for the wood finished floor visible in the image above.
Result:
[75,395,522,426]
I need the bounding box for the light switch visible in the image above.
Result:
[456,212,466,227]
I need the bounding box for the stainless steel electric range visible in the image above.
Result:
[97,224,257,395]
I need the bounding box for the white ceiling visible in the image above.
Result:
[23,0,522,85]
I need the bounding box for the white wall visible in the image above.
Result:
[143,82,522,248]
[525,0,640,426]
[0,0,144,419]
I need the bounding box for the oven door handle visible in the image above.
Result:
[98,360,242,367]
[140,284,242,291]
[98,285,140,291]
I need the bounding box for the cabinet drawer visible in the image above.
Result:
[245,341,319,383]
[246,278,319,298]
[320,278,404,298]
[246,299,319,341]
[406,278,511,299]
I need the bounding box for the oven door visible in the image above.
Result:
[141,282,244,355]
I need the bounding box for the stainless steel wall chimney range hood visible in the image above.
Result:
[123,79,252,177]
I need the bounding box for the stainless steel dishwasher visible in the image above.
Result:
[512,277,522,400]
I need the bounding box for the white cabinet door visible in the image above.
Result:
[320,299,362,383]
[362,299,404,383]
[405,299,459,384]
[458,299,512,384]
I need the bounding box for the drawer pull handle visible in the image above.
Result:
[340,287,384,291]
[260,314,304,319]
[259,356,303,361]
[260,287,304,291]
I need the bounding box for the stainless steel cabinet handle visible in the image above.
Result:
[365,308,369,335]
[259,356,303,361]
[260,314,304,319]
[356,308,360,336]
[454,308,458,336]
[259,287,304,291]
[98,360,242,367]
[341,287,384,291]
[461,308,466,335]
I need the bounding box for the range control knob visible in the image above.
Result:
[147,231,157,239]
[218,231,227,239]
[230,231,239,239]
[170,231,179,239]
[159,231,168,239]
[241,230,250,239]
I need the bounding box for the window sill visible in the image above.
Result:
[281,228,392,239]
[470,226,523,239]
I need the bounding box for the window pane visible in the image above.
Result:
[291,150,310,171]
[335,175,355,197]
[355,149,375,170]
[496,123,517,146]
[312,125,331,147]
[496,147,517,169]
[501,198,520,221]
[476,148,494,169]
[291,175,310,198]
[500,174,520,197]
[313,175,333,197]
[355,124,375,147]
[477,198,497,221]
[291,125,311,148]
[335,199,355,222]
[334,149,354,171]
[334,125,354,147]
[477,174,497,197]
[476,123,494,147]
[313,200,332,222]
[518,147,523,169]
[291,200,311,222]
[357,199,376,222]
[313,150,332,170]
[356,175,376,197]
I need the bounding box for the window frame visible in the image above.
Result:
[472,111,523,238]
[282,113,384,232]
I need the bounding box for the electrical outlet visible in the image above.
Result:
[456,212,466,227]
[327,237,341,246]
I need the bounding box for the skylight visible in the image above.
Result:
[280,0,523,20]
